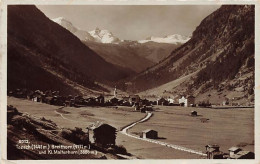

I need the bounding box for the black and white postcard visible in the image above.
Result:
[0,0,259,163]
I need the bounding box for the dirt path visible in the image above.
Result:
[120,112,206,157]
[54,107,78,122]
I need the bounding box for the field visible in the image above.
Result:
[7,97,254,159]
[128,106,254,154]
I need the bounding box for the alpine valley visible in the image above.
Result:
[8,5,254,105]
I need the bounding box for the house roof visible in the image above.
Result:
[143,129,157,133]
[228,147,241,152]
[236,150,250,156]
[88,121,116,131]
[205,144,219,148]
[230,151,252,159]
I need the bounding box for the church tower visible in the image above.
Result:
[114,86,117,98]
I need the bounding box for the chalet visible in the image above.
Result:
[32,96,41,102]
[109,97,119,106]
[122,101,130,106]
[191,111,197,116]
[122,96,130,102]
[44,96,54,104]
[26,90,34,100]
[67,95,73,100]
[13,89,26,98]
[31,90,45,102]
[87,122,117,148]
[129,95,140,106]
[228,147,241,157]
[52,96,65,106]
[7,90,14,97]
[228,147,254,159]
[86,97,96,106]
[141,99,151,106]
[96,95,105,104]
[69,99,75,106]
[205,144,224,159]
[157,98,168,106]
[142,129,158,139]
[52,91,60,96]
[74,95,84,105]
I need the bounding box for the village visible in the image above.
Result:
[7,86,254,110]
[7,86,255,159]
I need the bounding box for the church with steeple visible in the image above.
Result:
[114,86,117,98]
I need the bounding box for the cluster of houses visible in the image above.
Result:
[7,88,155,109]
[156,95,196,107]
[8,89,106,107]
[205,144,254,159]
[8,88,200,109]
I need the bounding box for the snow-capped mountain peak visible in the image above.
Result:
[89,28,120,44]
[52,17,120,44]
[52,17,189,44]
[52,17,77,33]
[52,17,95,42]
[138,34,190,44]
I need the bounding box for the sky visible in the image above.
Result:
[37,5,220,40]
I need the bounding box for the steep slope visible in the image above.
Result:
[128,5,254,104]
[84,41,179,73]
[52,17,95,42]
[83,41,153,72]
[51,18,183,72]
[8,5,132,95]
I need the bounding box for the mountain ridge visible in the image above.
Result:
[126,5,254,104]
[52,17,190,45]
[8,5,133,95]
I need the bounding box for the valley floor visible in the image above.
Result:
[7,97,254,159]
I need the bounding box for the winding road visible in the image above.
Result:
[54,106,206,157]
[120,112,207,157]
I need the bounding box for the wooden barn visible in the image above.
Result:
[157,98,168,106]
[191,111,197,116]
[205,144,223,159]
[109,97,119,106]
[228,147,254,159]
[87,122,117,148]
[142,129,158,139]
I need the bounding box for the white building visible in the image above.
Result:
[178,95,195,107]
[167,98,174,104]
